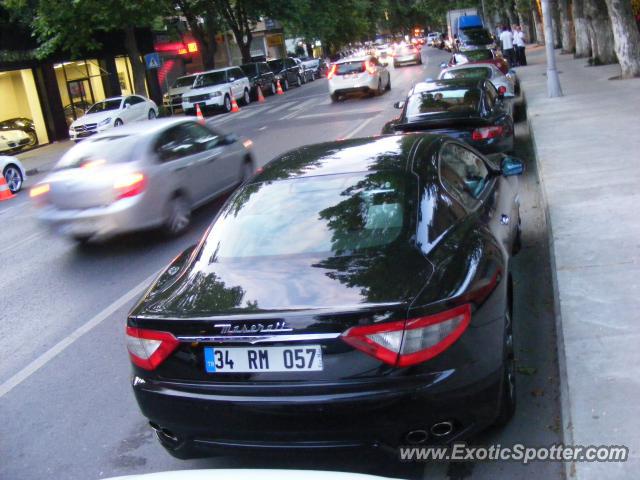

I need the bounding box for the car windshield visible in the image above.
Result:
[336,61,366,75]
[87,99,122,114]
[406,87,481,116]
[172,76,196,88]
[459,29,493,44]
[462,49,494,61]
[268,59,284,71]
[442,67,492,80]
[200,172,408,260]
[55,135,138,168]
[398,45,416,54]
[193,71,227,88]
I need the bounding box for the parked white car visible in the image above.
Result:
[0,129,31,153]
[68,95,159,142]
[1,155,26,193]
[327,55,391,102]
[182,67,251,115]
[163,74,198,111]
[438,63,517,97]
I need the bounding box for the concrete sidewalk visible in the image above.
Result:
[519,45,640,478]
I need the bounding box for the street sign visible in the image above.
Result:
[144,52,162,70]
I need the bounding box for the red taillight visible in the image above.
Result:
[472,126,504,141]
[341,304,471,367]
[126,326,179,370]
[114,172,146,199]
[327,64,337,80]
[497,85,507,95]
[364,60,376,75]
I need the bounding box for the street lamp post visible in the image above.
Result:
[540,0,563,97]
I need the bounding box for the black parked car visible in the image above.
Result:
[126,133,523,459]
[0,117,37,147]
[240,62,277,99]
[267,57,304,90]
[382,78,514,155]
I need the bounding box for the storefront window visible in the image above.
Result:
[0,69,49,152]
[53,60,107,126]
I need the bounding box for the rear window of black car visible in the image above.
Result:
[406,87,481,116]
[336,61,365,75]
[441,67,492,80]
[268,59,284,71]
[200,172,410,259]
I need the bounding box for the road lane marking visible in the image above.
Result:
[297,108,382,120]
[343,115,378,140]
[268,101,296,114]
[289,98,318,110]
[0,269,161,398]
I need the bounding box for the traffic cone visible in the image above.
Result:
[257,85,265,103]
[0,175,15,201]
[195,103,205,125]
[276,79,284,95]
[230,90,240,113]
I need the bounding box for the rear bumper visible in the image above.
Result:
[132,367,503,459]
[36,196,154,240]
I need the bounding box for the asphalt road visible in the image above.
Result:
[0,48,562,480]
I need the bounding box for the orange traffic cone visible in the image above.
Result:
[195,103,205,125]
[0,175,15,201]
[276,79,284,95]
[230,89,240,113]
[257,85,265,103]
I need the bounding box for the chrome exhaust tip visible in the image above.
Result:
[430,421,455,437]
[405,429,429,444]
[149,422,179,444]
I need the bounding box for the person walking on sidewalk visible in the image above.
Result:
[499,25,516,67]
[513,25,527,66]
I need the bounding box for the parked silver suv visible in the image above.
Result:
[182,67,251,114]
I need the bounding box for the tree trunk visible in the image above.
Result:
[553,2,563,48]
[584,0,617,64]
[237,32,253,63]
[123,26,148,96]
[532,0,545,44]
[604,0,640,77]
[572,0,592,57]
[559,0,575,53]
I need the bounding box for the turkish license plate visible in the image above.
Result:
[204,345,323,373]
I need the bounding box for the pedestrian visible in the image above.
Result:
[499,25,515,68]
[513,25,527,66]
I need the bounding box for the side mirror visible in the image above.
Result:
[439,62,448,69]
[221,133,238,145]
[501,156,524,176]
[393,101,405,109]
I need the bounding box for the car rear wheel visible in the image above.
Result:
[163,195,191,237]
[385,76,391,91]
[241,157,255,183]
[114,119,123,127]
[283,78,289,90]
[330,93,340,103]
[297,74,303,86]
[3,164,23,193]
[148,109,156,120]
[494,310,516,426]
[270,82,277,95]
[26,131,38,147]
[241,89,251,106]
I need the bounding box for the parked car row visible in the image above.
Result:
[164,57,322,114]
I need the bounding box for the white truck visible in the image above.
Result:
[446,8,480,49]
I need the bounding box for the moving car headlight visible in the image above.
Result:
[98,117,112,127]
[68,129,74,136]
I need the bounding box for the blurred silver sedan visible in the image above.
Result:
[31,118,255,243]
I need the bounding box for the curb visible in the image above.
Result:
[522,89,575,479]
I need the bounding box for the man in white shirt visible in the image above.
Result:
[513,25,527,66]
[499,26,515,67]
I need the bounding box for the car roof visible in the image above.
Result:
[87,118,195,140]
[412,78,484,94]
[250,134,442,183]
